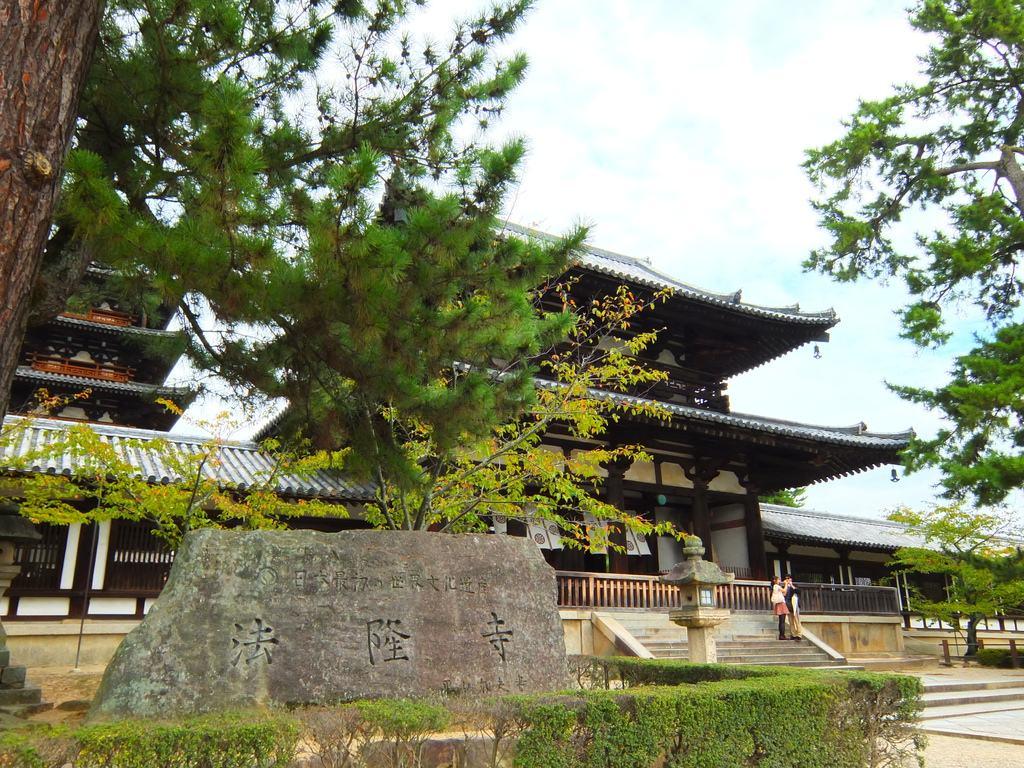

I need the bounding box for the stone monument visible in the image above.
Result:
[0,502,45,713]
[662,535,734,663]
[91,529,570,718]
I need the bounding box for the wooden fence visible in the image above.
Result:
[555,571,902,615]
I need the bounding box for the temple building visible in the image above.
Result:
[509,225,911,581]
[0,229,929,664]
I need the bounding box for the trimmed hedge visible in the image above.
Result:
[977,648,1014,668]
[0,661,924,768]
[0,713,297,768]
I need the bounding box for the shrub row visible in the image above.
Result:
[976,647,1018,668]
[0,661,924,768]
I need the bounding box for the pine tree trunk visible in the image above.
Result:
[0,0,104,420]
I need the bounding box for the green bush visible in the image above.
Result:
[74,712,298,768]
[574,655,780,688]
[0,661,923,768]
[977,648,1013,668]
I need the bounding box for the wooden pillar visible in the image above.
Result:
[776,543,790,577]
[605,463,630,574]
[691,479,714,562]
[837,548,850,585]
[742,492,768,580]
[683,460,719,563]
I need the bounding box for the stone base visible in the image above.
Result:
[0,682,43,708]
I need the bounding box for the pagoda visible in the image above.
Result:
[8,267,194,430]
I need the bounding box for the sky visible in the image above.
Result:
[172,1,985,519]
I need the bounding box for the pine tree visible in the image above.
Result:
[33,1,664,531]
[805,0,1024,504]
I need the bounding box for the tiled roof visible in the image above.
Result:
[503,223,838,326]
[14,367,193,397]
[0,416,373,502]
[559,383,914,449]
[51,315,179,337]
[759,504,925,551]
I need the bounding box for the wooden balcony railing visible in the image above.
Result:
[28,353,134,383]
[555,571,901,615]
[60,308,134,327]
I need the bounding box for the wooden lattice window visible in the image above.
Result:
[12,524,67,590]
[103,520,175,592]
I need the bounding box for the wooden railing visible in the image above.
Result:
[28,353,134,383]
[60,308,134,327]
[557,571,683,610]
[555,571,901,615]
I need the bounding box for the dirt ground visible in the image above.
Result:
[25,665,105,726]
[923,734,1024,766]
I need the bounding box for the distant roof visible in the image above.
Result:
[0,416,373,502]
[14,367,192,398]
[503,223,838,327]
[760,504,926,551]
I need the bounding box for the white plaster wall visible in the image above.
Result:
[624,460,656,483]
[659,463,693,488]
[88,597,137,615]
[708,470,744,494]
[17,597,70,617]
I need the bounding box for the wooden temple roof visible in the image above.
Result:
[506,223,838,377]
[13,367,194,401]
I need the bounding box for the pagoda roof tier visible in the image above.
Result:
[505,223,838,377]
[0,416,370,502]
[51,314,180,337]
[14,367,193,400]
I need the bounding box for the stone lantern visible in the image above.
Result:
[661,535,734,663]
[0,501,44,712]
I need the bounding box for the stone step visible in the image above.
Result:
[919,700,1024,720]
[921,687,1024,709]
[922,679,1024,694]
[0,685,43,707]
[714,654,832,664]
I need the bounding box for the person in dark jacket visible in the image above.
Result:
[783,575,802,640]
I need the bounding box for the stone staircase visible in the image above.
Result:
[606,611,862,670]
[919,678,1024,721]
[0,645,45,716]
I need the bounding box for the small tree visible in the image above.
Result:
[889,503,1024,656]
[355,281,678,545]
[760,488,808,508]
[0,404,339,548]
